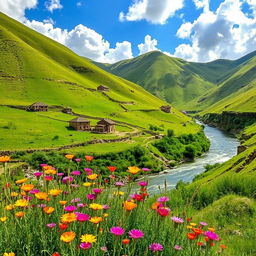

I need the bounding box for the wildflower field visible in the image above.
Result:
[0,155,226,256]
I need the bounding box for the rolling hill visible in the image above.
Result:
[0,12,199,151]
[96,50,256,113]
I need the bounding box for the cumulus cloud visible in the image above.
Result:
[0,0,37,21]
[193,0,209,11]
[45,0,63,12]
[119,0,184,24]
[138,35,159,54]
[174,0,256,62]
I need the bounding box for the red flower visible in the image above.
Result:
[134,194,144,201]
[59,223,68,230]
[187,233,197,240]
[107,166,117,172]
[197,242,203,246]
[52,253,60,256]
[192,228,203,235]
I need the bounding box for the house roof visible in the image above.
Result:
[30,102,48,106]
[69,117,90,123]
[98,118,116,125]
[97,85,109,89]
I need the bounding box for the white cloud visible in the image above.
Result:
[174,0,256,62]
[138,35,159,54]
[193,0,209,11]
[45,0,63,12]
[119,0,184,24]
[76,2,82,7]
[0,0,37,21]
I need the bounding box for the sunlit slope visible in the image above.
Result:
[95,51,215,108]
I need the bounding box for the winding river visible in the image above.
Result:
[147,124,240,194]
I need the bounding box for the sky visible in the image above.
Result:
[0,0,255,63]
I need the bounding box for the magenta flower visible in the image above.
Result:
[29,189,40,194]
[34,172,43,177]
[115,181,124,187]
[171,216,184,224]
[23,196,32,201]
[40,164,47,167]
[92,188,103,194]
[157,207,171,217]
[174,245,182,251]
[80,242,92,250]
[204,231,220,241]
[129,229,144,239]
[62,176,74,183]
[46,223,56,228]
[149,243,164,252]
[75,212,90,222]
[110,226,125,236]
[64,205,77,212]
[71,170,81,176]
[57,172,64,176]
[157,196,169,203]
[142,168,151,172]
[84,168,93,175]
[87,194,96,200]
[138,181,148,187]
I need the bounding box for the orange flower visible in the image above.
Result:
[49,189,62,197]
[15,211,25,218]
[151,202,161,210]
[15,178,28,184]
[85,155,93,161]
[10,192,18,197]
[44,169,57,175]
[192,228,203,235]
[35,192,48,200]
[123,201,137,211]
[59,200,68,206]
[122,239,130,245]
[127,166,140,175]
[21,184,34,192]
[89,216,103,224]
[5,205,14,211]
[87,174,98,180]
[60,231,76,243]
[208,227,215,232]
[43,206,55,214]
[220,245,227,249]
[0,156,11,163]
[65,154,75,160]
[61,213,77,223]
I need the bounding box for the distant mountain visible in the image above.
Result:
[95,50,256,113]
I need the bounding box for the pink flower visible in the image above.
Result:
[84,168,93,175]
[200,222,208,226]
[92,188,103,194]
[100,246,108,252]
[75,212,90,222]
[102,204,110,210]
[110,226,125,236]
[157,207,171,217]
[62,176,74,183]
[71,198,81,203]
[64,205,77,212]
[138,181,148,187]
[142,168,151,172]
[57,172,64,176]
[149,243,164,252]
[174,245,182,251]
[204,231,220,241]
[34,172,43,177]
[157,196,169,203]
[77,203,86,208]
[87,194,96,200]
[171,216,184,224]
[71,170,81,176]
[75,158,81,162]
[115,181,124,187]
[129,229,144,239]
[46,223,56,228]
[80,242,92,250]
[44,176,53,181]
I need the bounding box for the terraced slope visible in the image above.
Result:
[0,12,199,151]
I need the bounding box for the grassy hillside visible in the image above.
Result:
[95,50,256,113]
[0,12,200,151]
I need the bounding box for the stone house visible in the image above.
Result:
[69,117,91,131]
[94,118,115,133]
[27,102,48,112]
[160,105,171,113]
[97,85,109,92]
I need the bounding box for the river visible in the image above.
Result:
[146,124,240,194]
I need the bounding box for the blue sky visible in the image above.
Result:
[0,0,255,63]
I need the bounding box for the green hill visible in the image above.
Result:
[95,50,256,113]
[0,12,200,151]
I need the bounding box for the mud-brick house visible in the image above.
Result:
[27,102,48,112]
[160,105,172,113]
[69,117,91,131]
[94,118,115,133]
[97,85,109,92]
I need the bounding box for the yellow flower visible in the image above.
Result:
[208,227,215,232]
[60,231,76,243]
[127,166,140,175]
[0,217,7,222]
[5,205,14,211]
[113,191,125,196]
[21,184,34,192]
[87,174,98,180]
[43,207,55,215]
[44,169,57,175]
[15,178,28,184]
[83,182,92,187]
[89,203,103,210]
[89,216,103,224]
[10,192,18,197]
[15,199,29,208]
[59,200,68,206]
[80,234,97,243]
[65,154,75,160]
[103,213,109,218]
[15,211,25,218]
[186,225,193,229]
[190,223,197,227]
[49,189,62,197]
[3,252,15,256]
[61,213,77,223]
[35,192,48,200]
